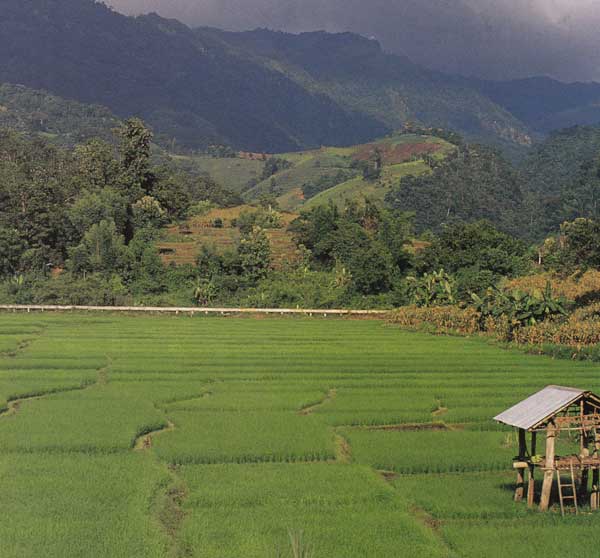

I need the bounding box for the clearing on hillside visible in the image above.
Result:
[157,205,302,269]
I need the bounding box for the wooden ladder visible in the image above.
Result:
[556,463,579,517]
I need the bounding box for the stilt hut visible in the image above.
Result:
[494,385,600,514]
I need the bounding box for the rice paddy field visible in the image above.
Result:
[2,312,600,557]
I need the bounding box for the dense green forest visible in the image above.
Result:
[2,117,600,309]
[0,84,120,146]
[3,0,600,154]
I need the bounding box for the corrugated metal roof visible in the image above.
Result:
[493,385,585,430]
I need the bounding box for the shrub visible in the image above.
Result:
[390,306,481,335]
[471,282,567,331]
[504,270,600,307]
[406,269,456,307]
[512,316,600,349]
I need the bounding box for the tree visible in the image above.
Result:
[386,145,524,237]
[238,227,271,283]
[417,220,530,277]
[123,227,168,294]
[73,139,121,191]
[0,131,75,261]
[116,118,155,201]
[68,189,128,238]
[562,154,600,221]
[68,220,129,275]
[546,218,600,271]
[0,227,25,276]
[362,148,383,181]
[261,157,292,181]
[132,196,167,230]
[152,170,191,219]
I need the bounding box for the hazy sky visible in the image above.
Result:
[106,0,600,82]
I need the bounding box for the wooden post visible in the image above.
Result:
[528,431,537,508]
[515,428,526,501]
[540,423,556,511]
[579,402,590,499]
[592,428,600,510]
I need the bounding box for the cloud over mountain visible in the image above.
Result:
[106,0,600,81]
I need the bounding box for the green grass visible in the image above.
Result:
[244,133,455,210]
[154,411,334,464]
[303,160,431,210]
[344,429,516,473]
[1,313,600,557]
[172,155,265,192]
[0,452,170,557]
[177,463,447,558]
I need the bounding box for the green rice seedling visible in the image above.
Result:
[164,383,328,413]
[0,452,170,558]
[390,471,532,519]
[442,517,600,558]
[153,411,335,464]
[1,313,600,557]
[177,463,447,558]
[344,428,516,473]
[288,530,314,558]
[0,385,167,453]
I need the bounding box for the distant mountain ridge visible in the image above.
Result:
[1,0,600,153]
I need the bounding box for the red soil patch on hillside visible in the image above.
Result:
[353,142,441,165]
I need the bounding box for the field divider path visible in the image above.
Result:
[298,388,336,415]
[0,348,111,421]
[130,403,193,558]
[134,420,176,451]
[377,470,456,556]
[0,324,92,420]
[0,338,35,358]
[333,429,353,463]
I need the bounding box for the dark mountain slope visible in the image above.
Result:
[2,0,600,154]
[476,77,600,134]
[202,28,533,151]
[0,0,386,152]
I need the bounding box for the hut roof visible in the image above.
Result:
[494,385,589,431]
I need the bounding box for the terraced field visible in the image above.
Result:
[157,206,302,268]
[1,313,600,557]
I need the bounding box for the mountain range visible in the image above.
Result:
[2,0,600,153]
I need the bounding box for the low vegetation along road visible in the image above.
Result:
[1,313,599,557]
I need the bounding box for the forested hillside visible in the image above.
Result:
[0,0,384,153]
[0,84,120,145]
[476,78,600,134]
[3,0,599,155]
[2,118,600,310]
[519,126,600,236]
[201,28,531,153]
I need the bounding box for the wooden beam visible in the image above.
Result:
[540,423,556,512]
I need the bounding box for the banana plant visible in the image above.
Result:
[471,281,567,329]
[408,269,456,307]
